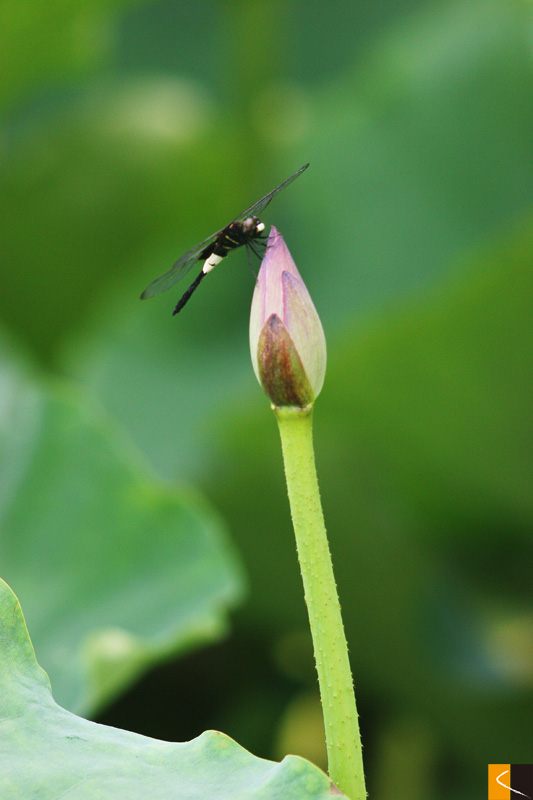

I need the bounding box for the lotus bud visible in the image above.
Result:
[249,227,326,408]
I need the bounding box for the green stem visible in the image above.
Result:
[274,405,366,800]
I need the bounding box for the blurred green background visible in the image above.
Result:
[1,0,532,798]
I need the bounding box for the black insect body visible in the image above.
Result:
[140,163,309,315]
[170,217,267,314]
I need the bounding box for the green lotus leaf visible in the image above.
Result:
[0,337,244,714]
[0,578,344,800]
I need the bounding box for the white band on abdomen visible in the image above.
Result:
[203,253,224,273]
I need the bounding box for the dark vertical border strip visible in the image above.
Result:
[510,765,533,798]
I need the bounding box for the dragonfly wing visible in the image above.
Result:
[140,233,218,299]
[234,163,309,222]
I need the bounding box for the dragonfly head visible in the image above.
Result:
[241,216,266,238]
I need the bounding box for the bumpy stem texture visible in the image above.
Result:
[275,406,366,800]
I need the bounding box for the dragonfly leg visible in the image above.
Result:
[250,241,266,261]
[245,245,258,279]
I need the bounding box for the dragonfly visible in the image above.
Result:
[140,163,309,315]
